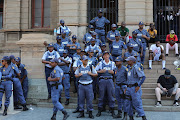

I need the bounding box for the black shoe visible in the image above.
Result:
[165,54,168,56]
[110,108,116,118]
[65,99,69,105]
[96,109,102,117]
[114,110,122,118]
[77,111,85,118]
[3,106,7,116]
[89,111,94,119]
[176,54,179,57]
[142,116,147,120]
[62,110,69,120]
[102,106,106,112]
[129,116,134,120]
[122,112,128,120]
[48,94,51,100]
[51,113,56,120]
[14,105,22,109]
[22,105,29,111]
[72,108,80,113]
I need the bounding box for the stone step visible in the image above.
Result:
[143,61,174,65]
[142,88,155,94]
[141,83,157,88]
[142,99,176,106]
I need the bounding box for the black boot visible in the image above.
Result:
[110,108,116,118]
[115,110,122,118]
[122,112,128,120]
[65,99,69,105]
[129,116,134,120]
[22,104,29,111]
[62,110,69,120]
[14,102,22,109]
[3,106,8,116]
[72,108,80,113]
[142,116,147,120]
[77,111,85,118]
[51,113,56,120]
[102,105,106,112]
[89,111,94,119]
[96,108,102,117]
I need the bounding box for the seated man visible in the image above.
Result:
[165,30,179,57]
[155,69,180,106]
[149,39,166,69]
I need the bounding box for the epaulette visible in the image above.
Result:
[124,42,125,45]
[126,68,128,71]
[54,70,56,73]
[12,66,14,69]
[139,39,141,41]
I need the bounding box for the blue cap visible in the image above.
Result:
[9,55,15,60]
[128,43,134,47]
[63,50,68,54]
[111,24,117,28]
[133,52,139,57]
[139,21,144,25]
[89,49,94,53]
[50,58,59,63]
[125,56,136,62]
[2,56,10,61]
[115,57,123,62]
[61,30,66,34]
[92,32,97,36]
[82,55,88,60]
[56,36,61,40]
[76,46,81,50]
[60,19,64,24]
[72,35,77,39]
[101,43,106,47]
[103,51,109,56]
[91,37,96,42]
[98,9,103,13]
[89,25,94,29]
[15,57,21,62]
[115,32,120,36]
[48,43,54,47]
[132,30,138,34]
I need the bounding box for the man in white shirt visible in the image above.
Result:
[149,39,166,69]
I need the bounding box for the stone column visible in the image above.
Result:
[16,33,54,103]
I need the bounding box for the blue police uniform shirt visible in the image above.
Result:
[61,37,71,46]
[95,60,116,77]
[11,62,20,77]
[18,64,28,79]
[68,41,80,54]
[95,38,102,46]
[107,30,120,41]
[90,16,110,29]
[85,44,102,55]
[111,40,127,56]
[87,56,97,66]
[126,64,145,85]
[42,50,60,68]
[75,65,97,84]
[73,53,81,61]
[0,65,14,80]
[54,43,65,57]
[114,65,127,84]
[83,33,92,45]
[59,56,72,73]
[136,29,150,43]
[128,38,143,53]
[124,50,138,59]
[49,65,64,85]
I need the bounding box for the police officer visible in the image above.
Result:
[124,43,139,60]
[111,32,127,61]
[136,21,150,64]
[0,56,13,116]
[95,51,116,118]
[61,30,71,47]
[124,56,147,120]
[75,55,98,119]
[91,32,102,46]
[85,38,102,57]
[134,52,143,69]
[114,57,128,119]
[83,25,94,47]
[128,30,143,59]
[107,24,119,52]
[42,43,60,99]
[54,36,65,57]
[73,46,81,62]
[15,57,28,100]
[10,55,28,111]
[67,35,80,58]
[90,9,110,44]
[58,50,72,105]
[48,58,69,120]
[56,19,72,37]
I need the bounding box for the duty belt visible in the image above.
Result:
[99,76,113,80]
[116,83,127,86]
[96,27,104,30]
[64,72,70,74]
[1,79,12,82]
[127,83,138,88]
[51,83,61,89]
[79,82,92,86]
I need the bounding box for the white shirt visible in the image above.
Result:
[150,44,164,60]
[57,26,71,34]
[95,60,116,71]
[60,56,72,68]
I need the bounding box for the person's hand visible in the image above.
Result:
[172,91,176,95]
[88,71,92,75]
[48,77,51,81]
[135,86,140,93]
[108,70,114,74]
[162,88,168,92]
[124,88,127,94]
[142,35,147,39]
[79,73,83,77]
[140,53,143,57]
[100,69,106,73]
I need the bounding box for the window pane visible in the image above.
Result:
[43,0,50,27]
[0,13,2,29]
[34,0,42,27]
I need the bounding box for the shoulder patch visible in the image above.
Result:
[54,70,56,73]
[126,68,128,71]
[138,67,141,71]
[24,67,26,69]
[0,66,2,68]
[15,65,18,67]
[12,66,14,69]
[139,39,141,41]
[141,64,143,66]
[124,42,125,45]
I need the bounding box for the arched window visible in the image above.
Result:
[32,0,50,28]
[0,0,3,29]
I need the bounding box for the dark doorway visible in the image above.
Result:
[0,0,3,29]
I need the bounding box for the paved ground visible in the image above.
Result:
[0,106,180,120]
